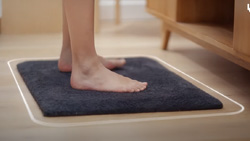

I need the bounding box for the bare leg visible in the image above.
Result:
[58,1,126,72]
[63,0,147,92]
[58,3,72,72]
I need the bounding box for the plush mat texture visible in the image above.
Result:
[17,57,223,117]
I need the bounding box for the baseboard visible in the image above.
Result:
[99,0,154,20]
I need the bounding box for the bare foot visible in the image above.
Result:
[70,58,147,92]
[99,56,126,70]
[58,50,126,72]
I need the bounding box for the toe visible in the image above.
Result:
[135,89,140,92]
[128,89,134,93]
[140,86,145,91]
[142,82,148,86]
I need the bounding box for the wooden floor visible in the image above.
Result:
[0,20,250,141]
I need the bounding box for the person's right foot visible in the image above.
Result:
[70,59,147,93]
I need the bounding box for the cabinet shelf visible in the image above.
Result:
[176,22,233,50]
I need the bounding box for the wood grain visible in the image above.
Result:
[176,0,234,24]
[233,0,250,56]
[146,0,250,70]
[147,0,177,20]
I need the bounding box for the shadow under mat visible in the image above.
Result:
[17,57,223,117]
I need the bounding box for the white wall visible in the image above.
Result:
[99,0,154,20]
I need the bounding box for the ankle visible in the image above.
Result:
[70,60,103,90]
[72,56,103,75]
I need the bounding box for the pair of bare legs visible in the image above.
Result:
[58,0,147,92]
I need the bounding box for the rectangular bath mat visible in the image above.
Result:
[17,57,223,117]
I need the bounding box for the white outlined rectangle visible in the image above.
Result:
[7,55,244,127]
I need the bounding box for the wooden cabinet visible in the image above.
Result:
[147,0,250,70]
[234,0,250,57]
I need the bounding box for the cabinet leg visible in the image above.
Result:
[162,29,171,50]
[162,23,171,50]
[94,0,100,33]
[115,0,120,25]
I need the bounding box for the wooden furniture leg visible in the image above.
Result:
[95,0,120,32]
[115,0,120,25]
[0,18,1,34]
[94,0,100,33]
[162,23,171,50]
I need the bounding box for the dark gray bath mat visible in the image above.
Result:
[17,57,223,117]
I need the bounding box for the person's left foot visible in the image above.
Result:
[99,56,126,70]
[58,55,126,72]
